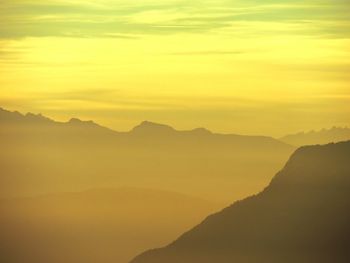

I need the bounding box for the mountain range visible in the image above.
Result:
[280,126,350,146]
[131,141,350,263]
[2,107,350,263]
[0,107,294,202]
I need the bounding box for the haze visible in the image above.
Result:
[1,1,350,263]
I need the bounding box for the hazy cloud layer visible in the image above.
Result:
[1,0,349,39]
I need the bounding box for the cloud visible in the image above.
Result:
[0,43,27,63]
[0,0,349,39]
[169,50,245,56]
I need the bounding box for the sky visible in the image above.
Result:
[0,0,349,136]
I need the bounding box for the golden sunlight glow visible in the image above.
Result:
[1,0,349,135]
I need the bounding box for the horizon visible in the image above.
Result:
[1,0,350,136]
[1,106,349,138]
[1,2,350,263]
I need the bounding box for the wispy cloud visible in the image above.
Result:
[169,50,245,56]
[0,0,349,39]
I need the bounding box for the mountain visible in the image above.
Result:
[131,141,350,263]
[0,107,294,202]
[0,187,220,263]
[280,126,350,146]
[131,121,177,135]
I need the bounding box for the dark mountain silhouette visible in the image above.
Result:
[131,141,350,263]
[131,121,176,135]
[0,107,294,202]
[0,187,219,263]
[0,107,117,135]
[280,126,350,146]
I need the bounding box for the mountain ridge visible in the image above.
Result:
[280,126,350,146]
[131,140,350,263]
[0,106,294,202]
[0,107,290,140]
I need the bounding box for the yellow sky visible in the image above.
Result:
[1,0,349,136]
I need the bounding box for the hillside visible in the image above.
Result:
[0,107,294,202]
[0,187,219,263]
[280,126,350,146]
[131,141,350,263]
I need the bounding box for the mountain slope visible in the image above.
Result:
[131,141,350,263]
[0,187,220,263]
[280,126,350,146]
[0,107,294,201]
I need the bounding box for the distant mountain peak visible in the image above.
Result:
[139,120,173,128]
[281,126,350,146]
[190,127,212,135]
[131,121,215,136]
[0,107,21,117]
[68,117,96,126]
[25,112,47,119]
[68,117,81,123]
[131,121,176,134]
[0,107,53,124]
